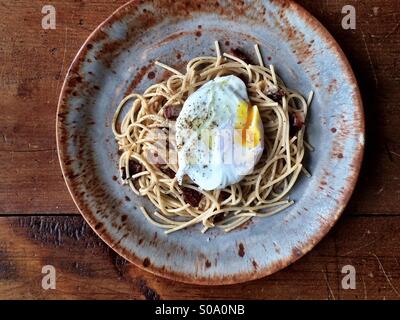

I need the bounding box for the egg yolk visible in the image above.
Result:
[235,102,262,148]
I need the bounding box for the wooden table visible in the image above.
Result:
[0,0,399,300]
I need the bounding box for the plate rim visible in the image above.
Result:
[56,0,365,285]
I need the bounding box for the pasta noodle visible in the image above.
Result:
[112,42,312,234]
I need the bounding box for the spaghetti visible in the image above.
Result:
[112,42,312,234]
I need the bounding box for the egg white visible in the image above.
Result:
[175,75,264,191]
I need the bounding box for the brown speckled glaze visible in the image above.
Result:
[57,0,364,285]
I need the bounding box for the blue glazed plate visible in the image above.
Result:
[57,0,364,284]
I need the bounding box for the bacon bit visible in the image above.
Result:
[213,213,225,224]
[219,191,230,201]
[182,187,203,207]
[198,197,208,210]
[236,73,249,85]
[230,48,253,64]
[147,151,165,166]
[121,167,127,180]
[163,105,182,120]
[160,166,175,178]
[129,160,143,175]
[289,112,305,136]
[121,160,143,180]
[266,88,285,102]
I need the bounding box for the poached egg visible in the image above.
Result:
[175,75,264,191]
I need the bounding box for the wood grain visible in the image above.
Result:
[0,0,399,300]
[303,0,400,215]
[0,0,127,214]
[0,0,399,214]
[1,214,400,300]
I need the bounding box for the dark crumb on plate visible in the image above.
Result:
[238,243,245,257]
[142,257,151,267]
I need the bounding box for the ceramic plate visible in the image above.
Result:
[57,0,364,284]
